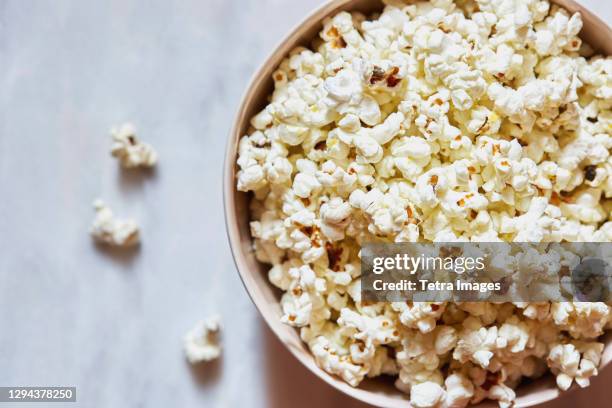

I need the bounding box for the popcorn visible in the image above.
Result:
[444,69,487,111]
[498,315,532,353]
[410,381,445,408]
[560,188,606,223]
[183,315,222,363]
[551,302,609,339]
[235,0,612,406]
[444,373,474,408]
[280,264,327,327]
[530,8,582,57]
[293,159,322,198]
[353,134,384,163]
[310,335,368,386]
[237,165,266,192]
[365,112,405,145]
[392,302,445,333]
[338,308,398,347]
[320,197,352,241]
[324,69,362,103]
[547,342,603,390]
[395,329,446,391]
[486,384,516,408]
[453,317,500,368]
[110,123,158,168]
[264,157,293,184]
[90,199,139,247]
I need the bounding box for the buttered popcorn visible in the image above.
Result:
[236,0,612,406]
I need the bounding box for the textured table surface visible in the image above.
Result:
[0,1,610,407]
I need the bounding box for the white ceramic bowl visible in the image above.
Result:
[224,1,612,406]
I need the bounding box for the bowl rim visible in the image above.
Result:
[223,1,612,407]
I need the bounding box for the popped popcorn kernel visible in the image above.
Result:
[110,123,158,168]
[410,381,445,408]
[90,199,139,247]
[183,316,222,363]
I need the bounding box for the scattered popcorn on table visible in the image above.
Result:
[90,199,140,247]
[110,123,158,168]
[184,315,222,364]
[235,0,612,406]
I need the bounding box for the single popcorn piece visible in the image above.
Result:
[444,373,474,408]
[234,0,612,407]
[90,199,139,247]
[410,381,445,408]
[110,123,158,168]
[184,315,222,364]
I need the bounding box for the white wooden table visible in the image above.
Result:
[0,1,609,407]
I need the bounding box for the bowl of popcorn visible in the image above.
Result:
[224,0,612,406]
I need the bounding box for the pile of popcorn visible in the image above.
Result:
[235,0,611,406]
